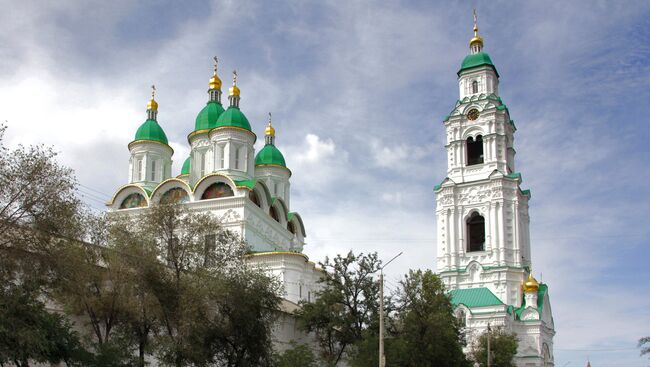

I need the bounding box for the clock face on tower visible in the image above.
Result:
[467,109,480,121]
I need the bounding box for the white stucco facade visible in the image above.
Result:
[435,27,556,367]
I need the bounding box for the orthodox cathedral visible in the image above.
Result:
[435,14,556,366]
[104,11,555,366]
[106,60,322,344]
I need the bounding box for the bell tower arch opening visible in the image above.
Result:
[466,135,484,166]
[466,211,485,252]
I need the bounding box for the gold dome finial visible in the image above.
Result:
[147,84,158,111]
[469,9,484,50]
[229,69,240,96]
[523,273,540,293]
[208,56,222,90]
[265,112,275,137]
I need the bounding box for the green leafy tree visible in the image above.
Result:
[0,123,82,291]
[349,270,469,367]
[273,342,318,367]
[0,284,88,367]
[639,336,650,360]
[470,327,518,367]
[297,251,382,366]
[392,270,469,367]
[131,203,281,367]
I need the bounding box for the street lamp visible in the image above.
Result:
[378,252,402,367]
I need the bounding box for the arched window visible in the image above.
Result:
[249,190,261,208]
[467,212,485,252]
[270,206,281,223]
[456,309,467,327]
[201,182,234,200]
[472,80,478,94]
[120,193,147,209]
[466,135,484,165]
[160,187,189,205]
[234,147,241,170]
[200,152,206,176]
[219,145,225,168]
[288,221,296,234]
[151,160,156,181]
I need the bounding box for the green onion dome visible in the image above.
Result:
[255,144,286,167]
[458,52,499,77]
[134,119,169,145]
[194,101,225,131]
[180,157,190,175]
[215,106,252,131]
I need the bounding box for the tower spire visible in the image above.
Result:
[147,84,158,120]
[469,9,484,54]
[265,112,276,145]
[228,69,241,108]
[208,56,222,103]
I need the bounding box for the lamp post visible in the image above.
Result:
[379,252,402,367]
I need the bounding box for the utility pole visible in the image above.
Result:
[379,252,402,367]
[487,322,491,367]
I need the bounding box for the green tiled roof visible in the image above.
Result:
[458,52,499,77]
[255,143,286,167]
[180,157,190,175]
[134,119,169,145]
[234,179,256,190]
[215,106,252,131]
[449,287,503,308]
[195,101,225,131]
[505,172,521,180]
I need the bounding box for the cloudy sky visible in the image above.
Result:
[2,1,650,365]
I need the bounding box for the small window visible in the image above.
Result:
[151,160,156,181]
[467,212,485,252]
[288,221,296,234]
[200,152,206,176]
[472,80,478,94]
[137,160,143,181]
[270,206,280,222]
[219,145,225,168]
[457,309,467,327]
[467,135,484,166]
[249,190,261,208]
[234,147,241,170]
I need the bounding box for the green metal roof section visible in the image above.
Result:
[234,179,256,190]
[505,172,521,180]
[215,106,252,131]
[449,287,504,308]
[255,143,287,167]
[181,157,190,175]
[458,52,499,77]
[514,283,548,320]
[134,119,169,145]
[195,101,225,131]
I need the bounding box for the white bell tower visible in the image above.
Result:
[435,13,531,307]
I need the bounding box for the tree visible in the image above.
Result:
[391,270,470,367]
[297,251,382,366]
[0,124,82,289]
[129,203,281,367]
[0,284,88,367]
[348,270,469,367]
[639,336,650,360]
[470,327,518,367]
[273,342,318,367]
